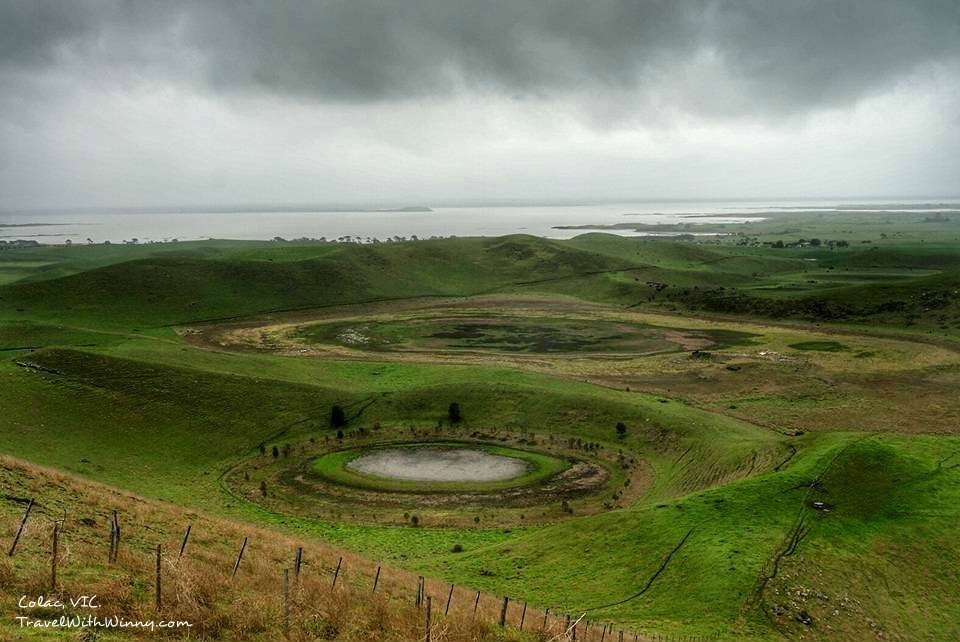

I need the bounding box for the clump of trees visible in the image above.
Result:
[765,238,850,249]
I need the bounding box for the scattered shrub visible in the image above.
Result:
[448,402,462,424]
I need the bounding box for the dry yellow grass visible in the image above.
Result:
[1,456,630,641]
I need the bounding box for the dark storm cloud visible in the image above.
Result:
[2,0,958,117]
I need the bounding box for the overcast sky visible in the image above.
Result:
[1,0,959,210]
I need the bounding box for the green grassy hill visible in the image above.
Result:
[0,236,639,328]
[3,339,956,639]
[6,235,957,335]
[674,269,960,333]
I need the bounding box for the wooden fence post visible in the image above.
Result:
[519,601,527,630]
[372,566,381,593]
[444,583,454,615]
[499,596,509,627]
[113,510,120,563]
[109,510,120,563]
[424,595,432,642]
[565,615,571,640]
[601,623,607,641]
[332,556,342,587]
[283,568,290,639]
[178,524,191,560]
[155,544,162,610]
[51,522,59,591]
[232,537,247,577]
[8,498,33,557]
[473,590,480,613]
[541,607,550,632]
[294,547,303,581]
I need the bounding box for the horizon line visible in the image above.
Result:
[4,193,960,216]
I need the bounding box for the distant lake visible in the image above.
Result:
[2,198,958,244]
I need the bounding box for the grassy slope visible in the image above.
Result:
[0,456,556,642]
[0,239,256,284]
[10,338,954,640]
[3,234,957,334]
[671,269,960,336]
[1,342,775,506]
[0,339,788,635]
[0,236,636,328]
[422,433,960,640]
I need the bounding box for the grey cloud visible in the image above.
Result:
[2,0,958,118]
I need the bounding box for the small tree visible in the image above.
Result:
[616,422,627,439]
[331,405,346,427]
[448,402,462,424]
[336,429,344,440]
[258,443,266,455]
[271,445,279,458]
[259,481,267,497]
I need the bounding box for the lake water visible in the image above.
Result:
[2,198,958,244]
